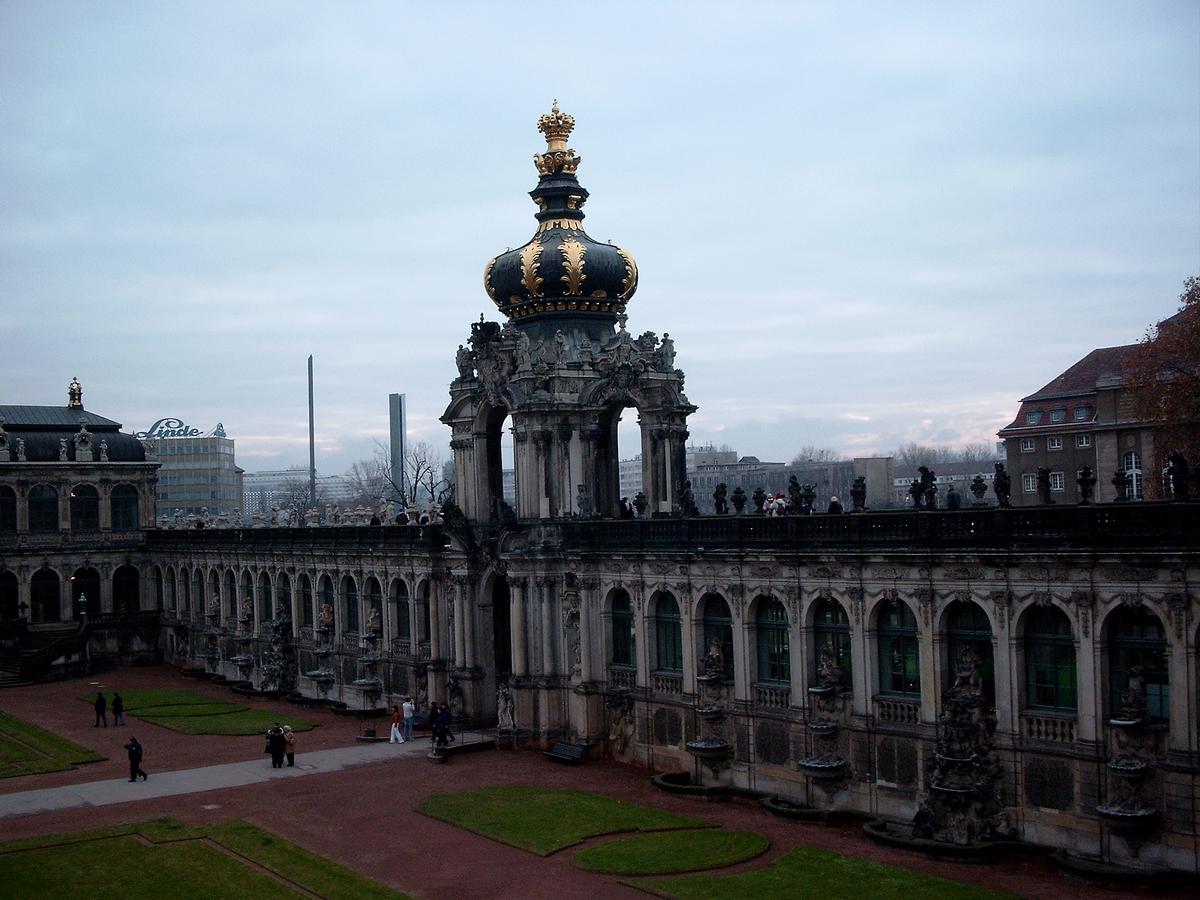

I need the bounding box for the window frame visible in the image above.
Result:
[1024,606,1077,713]
[610,592,636,668]
[812,598,852,690]
[877,601,920,698]
[1047,436,1063,451]
[1022,473,1037,493]
[755,598,790,684]
[654,594,683,673]
[1019,438,1034,452]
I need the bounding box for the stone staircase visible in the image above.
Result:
[0,624,81,688]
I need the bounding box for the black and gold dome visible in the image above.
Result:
[484,103,638,323]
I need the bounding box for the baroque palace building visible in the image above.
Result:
[2,106,1199,874]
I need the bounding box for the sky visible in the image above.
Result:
[2,1,1197,475]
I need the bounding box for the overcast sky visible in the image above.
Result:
[2,2,1197,475]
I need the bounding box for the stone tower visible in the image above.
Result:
[443,103,694,523]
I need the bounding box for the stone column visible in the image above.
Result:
[680,591,697,695]
[17,570,30,621]
[453,578,467,668]
[429,576,443,661]
[578,581,595,684]
[916,591,938,723]
[539,578,556,677]
[733,592,751,702]
[98,480,112,530]
[99,564,113,615]
[15,484,29,533]
[510,578,528,677]
[464,579,477,670]
[1075,605,1099,743]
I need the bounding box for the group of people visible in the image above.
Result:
[389,697,416,743]
[265,722,297,768]
[93,692,125,727]
[429,702,455,751]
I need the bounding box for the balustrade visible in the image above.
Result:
[1022,713,1076,744]
[875,696,920,725]
[607,666,637,689]
[651,671,683,695]
[754,683,791,709]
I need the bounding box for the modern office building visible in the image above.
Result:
[139,419,243,520]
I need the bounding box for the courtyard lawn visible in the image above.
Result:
[0,709,105,778]
[0,818,408,900]
[78,688,316,735]
[629,844,1016,900]
[418,786,706,855]
[572,829,768,875]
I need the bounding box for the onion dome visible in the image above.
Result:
[484,102,638,323]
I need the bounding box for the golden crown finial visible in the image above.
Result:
[537,100,575,152]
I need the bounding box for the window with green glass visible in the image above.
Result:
[756,598,790,683]
[877,601,920,697]
[702,595,735,680]
[611,591,635,666]
[945,601,994,703]
[1107,606,1168,722]
[812,598,852,690]
[654,594,682,672]
[1024,606,1077,712]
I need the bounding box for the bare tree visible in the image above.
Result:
[951,442,1000,463]
[790,445,844,465]
[893,442,952,468]
[344,457,389,507]
[357,439,453,509]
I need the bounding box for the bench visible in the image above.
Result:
[543,742,586,764]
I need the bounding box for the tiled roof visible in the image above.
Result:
[1022,344,1137,402]
[0,406,122,430]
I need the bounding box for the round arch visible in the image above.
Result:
[113,565,140,613]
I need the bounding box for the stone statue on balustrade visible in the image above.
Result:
[713,482,728,515]
[318,603,335,630]
[677,479,699,517]
[365,606,382,636]
[731,486,747,514]
[1036,467,1054,506]
[787,476,803,513]
[497,683,515,731]
[576,484,592,518]
[1076,465,1096,504]
[455,344,475,379]
[816,643,845,691]
[850,476,867,512]
[703,639,725,678]
[992,463,1011,508]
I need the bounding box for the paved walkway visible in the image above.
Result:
[0,738,437,820]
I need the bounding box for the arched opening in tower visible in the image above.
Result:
[491,575,512,678]
[483,406,517,521]
[594,403,642,517]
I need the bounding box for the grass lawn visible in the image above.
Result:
[573,829,768,875]
[629,844,1016,900]
[0,710,105,778]
[0,817,408,900]
[79,688,315,735]
[418,786,706,855]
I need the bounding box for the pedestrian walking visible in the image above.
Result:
[111,692,125,726]
[402,696,415,742]
[94,692,107,727]
[282,725,296,767]
[389,704,403,744]
[265,723,286,768]
[437,703,454,747]
[428,701,439,744]
[124,736,147,782]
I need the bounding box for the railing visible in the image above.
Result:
[754,683,791,709]
[148,524,446,551]
[415,640,431,660]
[1022,713,1076,744]
[875,696,921,726]
[390,638,412,657]
[555,502,1200,552]
[607,665,637,689]
[0,530,146,550]
[297,626,315,643]
[340,633,361,651]
[651,671,684,695]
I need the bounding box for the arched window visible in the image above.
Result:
[154,568,164,611]
[611,590,635,667]
[878,600,920,697]
[342,576,359,632]
[110,484,139,530]
[0,486,16,532]
[392,580,410,641]
[1024,606,1076,712]
[71,567,101,614]
[416,582,431,650]
[225,571,237,619]
[1122,451,1143,500]
[166,568,177,613]
[192,569,205,620]
[257,572,271,622]
[70,484,100,532]
[28,484,59,533]
[113,566,139,613]
[239,571,253,620]
[1108,606,1168,722]
[756,598,790,683]
[278,575,293,622]
[365,577,382,633]
[181,569,191,616]
[812,598,852,689]
[701,595,734,680]
[0,571,19,620]
[300,575,314,628]
[31,570,60,622]
[320,576,335,623]
[945,601,994,702]
[654,594,682,673]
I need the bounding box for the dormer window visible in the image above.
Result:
[1050,409,1066,423]
[1026,412,1043,426]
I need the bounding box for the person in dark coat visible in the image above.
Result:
[94,692,107,727]
[124,736,147,781]
[265,723,286,768]
[111,693,125,726]
[946,485,962,510]
[826,496,844,515]
[428,702,439,745]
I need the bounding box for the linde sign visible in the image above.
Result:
[135,417,203,440]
